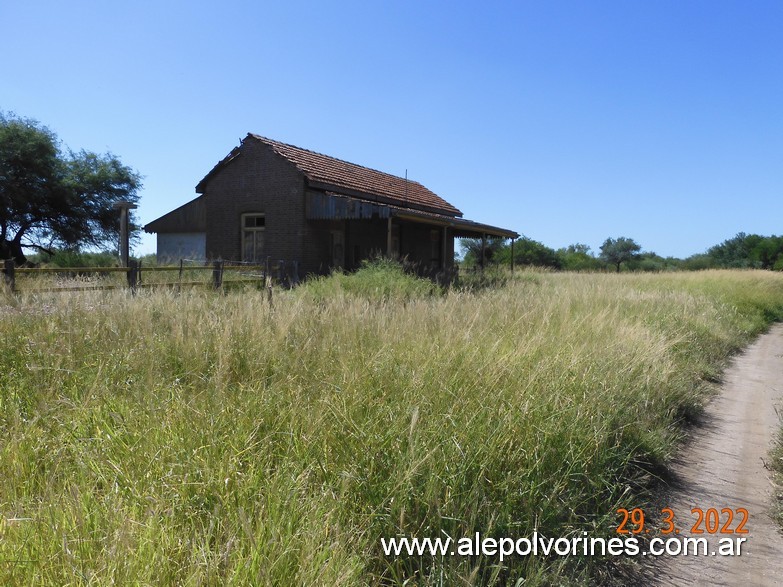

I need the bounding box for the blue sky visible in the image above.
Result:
[2,1,782,258]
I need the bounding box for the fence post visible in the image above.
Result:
[3,260,15,293]
[510,238,515,274]
[113,201,138,268]
[265,256,273,307]
[480,234,486,271]
[291,260,300,286]
[212,260,224,290]
[278,260,289,289]
[127,259,139,294]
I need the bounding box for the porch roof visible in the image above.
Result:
[144,196,206,233]
[307,192,519,239]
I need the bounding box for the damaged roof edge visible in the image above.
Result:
[394,210,520,239]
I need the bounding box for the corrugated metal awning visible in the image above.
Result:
[307,191,518,239]
[306,191,391,220]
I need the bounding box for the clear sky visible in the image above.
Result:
[2,1,781,258]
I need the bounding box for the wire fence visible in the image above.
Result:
[1,257,301,296]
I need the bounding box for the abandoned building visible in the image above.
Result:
[144,134,518,276]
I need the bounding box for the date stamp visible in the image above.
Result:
[616,507,749,536]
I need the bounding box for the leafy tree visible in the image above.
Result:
[497,236,561,269]
[565,243,591,256]
[705,233,783,269]
[706,232,755,268]
[629,251,680,272]
[749,235,783,270]
[681,253,716,271]
[0,112,142,265]
[459,237,507,266]
[556,243,602,271]
[599,237,641,272]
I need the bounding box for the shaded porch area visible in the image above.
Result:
[306,191,519,276]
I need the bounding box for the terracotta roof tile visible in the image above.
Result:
[249,134,463,217]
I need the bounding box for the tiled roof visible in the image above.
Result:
[249,134,463,217]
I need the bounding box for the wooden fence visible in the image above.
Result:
[1,258,300,297]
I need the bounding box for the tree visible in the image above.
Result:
[708,233,783,270]
[497,236,561,269]
[599,237,641,272]
[556,243,602,271]
[0,112,142,265]
[460,236,562,269]
[706,232,755,268]
[459,237,507,267]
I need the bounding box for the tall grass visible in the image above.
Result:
[1,267,783,585]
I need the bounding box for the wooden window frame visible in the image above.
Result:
[241,213,265,262]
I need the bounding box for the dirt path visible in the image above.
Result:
[646,323,783,586]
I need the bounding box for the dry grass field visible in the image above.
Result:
[2,265,782,585]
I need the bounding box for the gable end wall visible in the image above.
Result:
[201,140,309,266]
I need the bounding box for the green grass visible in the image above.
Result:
[301,258,440,302]
[2,266,783,585]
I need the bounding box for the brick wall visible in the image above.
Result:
[201,139,309,267]
[197,136,455,277]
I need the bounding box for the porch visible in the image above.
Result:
[306,191,519,274]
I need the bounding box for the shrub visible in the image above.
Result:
[301,258,439,302]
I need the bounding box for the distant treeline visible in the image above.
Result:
[24,233,783,275]
[461,232,783,272]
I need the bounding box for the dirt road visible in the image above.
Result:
[647,323,783,585]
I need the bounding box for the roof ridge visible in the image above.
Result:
[247,133,427,187]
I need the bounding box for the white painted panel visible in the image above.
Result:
[157,233,206,263]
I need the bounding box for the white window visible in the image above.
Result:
[241,213,265,262]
